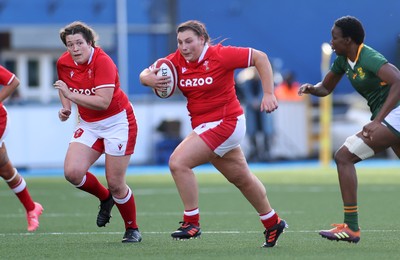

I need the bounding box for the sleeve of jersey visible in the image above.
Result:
[365,52,387,75]
[0,66,14,86]
[218,46,252,70]
[330,56,346,75]
[56,60,64,81]
[94,56,116,90]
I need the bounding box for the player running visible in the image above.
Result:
[298,16,400,243]
[54,21,141,243]
[140,20,287,248]
[0,65,43,232]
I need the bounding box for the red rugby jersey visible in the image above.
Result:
[0,65,16,131]
[167,44,252,128]
[56,47,130,122]
[0,66,15,86]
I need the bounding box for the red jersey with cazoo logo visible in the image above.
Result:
[0,66,15,106]
[166,44,252,128]
[0,65,15,135]
[56,47,130,122]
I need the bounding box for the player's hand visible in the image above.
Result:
[298,83,315,96]
[140,68,170,90]
[154,74,171,92]
[58,108,71,122]
[54,80,71,99]
[260,93,278,113]
[361,120,380,141]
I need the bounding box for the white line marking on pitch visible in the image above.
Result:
[1,229,399,237]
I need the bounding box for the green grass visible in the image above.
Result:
[1,166,399,259]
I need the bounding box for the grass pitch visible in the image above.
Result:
[1,164,399,259]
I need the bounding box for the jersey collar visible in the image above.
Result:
[348,43,364,64]
[87,47,95,64]
[197,43,209,63]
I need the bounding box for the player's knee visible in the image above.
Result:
[64,173,78,185]
[227,171,253,189]
[230,177,248,191]
[333,147,348,165]
[107,183,126,198]
[168,153,182,174]
[64,167,85,185]
[341,134,375,160]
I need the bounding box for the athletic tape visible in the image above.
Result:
[343,135,374,160]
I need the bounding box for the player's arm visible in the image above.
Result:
[54,80,114,110]
[372,63,400,122]
[139,67,170,92]
[298,71,342,97]
[0,75,19,102]
[55,57,116,110]
[139,68,157,87]
[251,49,278,113]
[57,90,72,121]
[55,66,72,120]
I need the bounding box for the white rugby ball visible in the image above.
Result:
[153,58,177,98]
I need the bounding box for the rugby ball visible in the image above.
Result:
[152,58,177,98]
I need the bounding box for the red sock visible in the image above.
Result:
[76,172,109,201]
[114,188,138,229]
[183,208,200,226]
[260,209,279,229]
[11,177,35,212]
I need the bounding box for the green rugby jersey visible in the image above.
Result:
[331,44,391,119]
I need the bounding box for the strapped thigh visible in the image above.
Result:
[343,135,374,160]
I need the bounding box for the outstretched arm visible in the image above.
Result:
[298,71,342,97]
[251,49,278,113]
